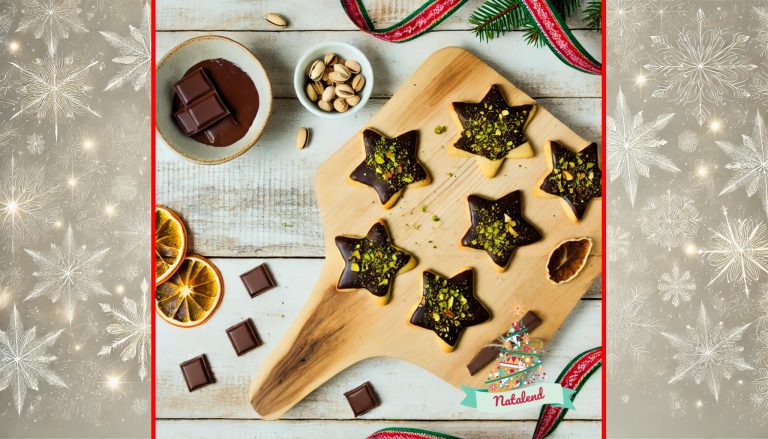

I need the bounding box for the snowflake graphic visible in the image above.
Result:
[644,9,757,126]
[607,88,679,205]
[0,122,17,148]
[10,54,100,142]
[0,1,16,35]
[98,278,150,381]
[111,175,137,201]
[638,190,700,250]
[606,224,631,262]
[24,225,110,322]
[755,6,768,57]
[607,285,660,374]
[15,0,88,55]
[699,208,768,296]
[25,133,45,154]
[752,368,768,412]
[100,2,150,91]
[0,156,58,253]
[658,264,696,307]
[716,110,768,216]
[677,129,698,152]
[662,303,752,401]
[0,303,67,416]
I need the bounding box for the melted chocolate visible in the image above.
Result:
[172,58,259,147]
[452,85,535,161]
[410,269,491,349]
[540,141,602,220]
[461,190,542,270]
[335,221,412,302]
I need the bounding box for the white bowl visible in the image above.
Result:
[294,42,373,119]
[156,35,272,165]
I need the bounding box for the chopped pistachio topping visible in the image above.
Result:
[434,125,447,134]
[346,239,407,289]
[458,103,530,161]
[547,150,601,204]
[423,275,473,339]
[470,204,527,258]
[365,134,416,186]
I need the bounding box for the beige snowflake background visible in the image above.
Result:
[0,0,150,437]
[607,0,768,436]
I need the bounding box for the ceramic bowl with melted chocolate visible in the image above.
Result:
[156,35,272,164]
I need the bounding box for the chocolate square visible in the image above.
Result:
[344,381,380,417]
[240,264,276,298]
[522,311,542,332]
[186,92,230,131]
[226,318,263,356]
[174,67,215,105]
[180,354,215,392]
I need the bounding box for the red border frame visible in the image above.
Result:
[601,0,607,437]
[150,0,157,437]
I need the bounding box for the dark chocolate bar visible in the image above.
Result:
[344,381,380,417]
[180,354,215,392]
[240,264,276,298]
[226,318,263,356]
[174,67,215,105]
[186,92,230,131]
[466,311,542,376]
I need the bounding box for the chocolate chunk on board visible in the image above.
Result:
[240,263,277,298]
[226,318,263,356]
[466,311,542,375]
[467,345,501,376]
[344,381,380,417]
[180,354,215,392]
[174,67,215,105]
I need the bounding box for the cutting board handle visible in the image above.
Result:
[249,260,367,420]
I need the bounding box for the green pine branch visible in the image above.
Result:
[469,0,601,45]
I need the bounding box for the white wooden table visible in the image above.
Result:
[156,2,602,437]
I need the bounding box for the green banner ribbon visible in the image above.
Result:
[461,383,575,413]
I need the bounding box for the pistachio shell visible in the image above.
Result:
[333,98,349,113]
[324,53,338,65]
[333,64,351,79]
[335,84,355,99]
[305,83,318,102]
[311,81,324,95]
[328,72,348,83]
[264,13,287,28]
[352,74,365,92]
[308,60,325,81]
[344,59,361,74]
[345,95,361,107]
[295,127,309,149]
[321,85,336,102]
[318,100,332,112]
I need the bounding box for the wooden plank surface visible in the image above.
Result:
[157,419,601,438]
[156,258,600,420]
[157,98,599,258]
[157,0,595,32]
[157,31,601,98]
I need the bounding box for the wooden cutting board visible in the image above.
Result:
[249,47,601,420]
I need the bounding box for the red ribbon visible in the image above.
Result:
[532,347,602,439]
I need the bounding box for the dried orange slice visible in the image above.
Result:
[155,205,187,285]
[156,255,223,328]
[547,237,593,285]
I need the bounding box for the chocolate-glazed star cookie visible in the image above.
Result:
[349,129,431,209]
[461,190,542,272]
[538,141,602,222]
[410,268,491,352]
[335,220,416,305]
[450,85,536,178]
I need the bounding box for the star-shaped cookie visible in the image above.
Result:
[349,129,431,209]
[335,220,416,305]
[450,85,536,178]
[537,141,602,222]
[461,190,542,272]
[409,268,491,352]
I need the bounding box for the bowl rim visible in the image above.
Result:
[293,41,373,119]
[156,34,273,165]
